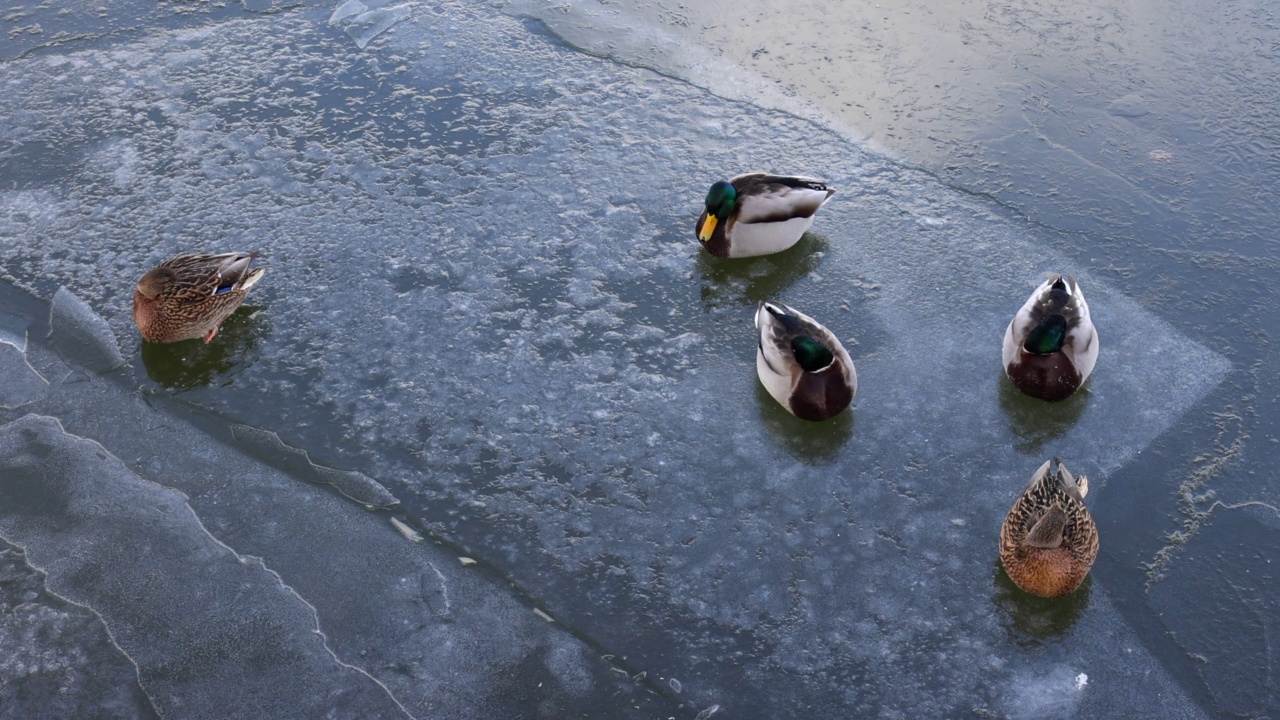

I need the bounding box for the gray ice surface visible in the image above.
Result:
[0,339,45,408]
[231,423,400,508]
[0,542,159,720]
[0,1,1232,717]
[0,414,410,720]
[0,296,672,719]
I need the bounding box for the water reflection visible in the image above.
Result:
[991,558,1091,645]
[696,232,829,309]
[139,307,268,391]
[997,371,1089,454]
[754,381,854,463]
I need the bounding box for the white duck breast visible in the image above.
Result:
[731,178,834,257]
[728,215,821,258]
[754,301,857,421]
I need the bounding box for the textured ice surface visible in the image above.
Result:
[0,338,45,408]
[0,2,1230,717]
[49,286,124,373]
[0,542,159,720]
[232,423,400,508]
[0,316,672,718]
[0,414,410,720]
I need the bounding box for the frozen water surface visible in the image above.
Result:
[0,285,670,719]
[0,0,1256,717]
[0,337,45,409]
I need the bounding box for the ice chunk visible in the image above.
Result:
[345,5,412,50]
[231,424,400,508]
[48,287,124,373]
[0,414,408,719]
[389,516,421,541]
[328,0,367,25]
[0,342,45,409]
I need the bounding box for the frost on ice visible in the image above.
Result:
[0,2,1228,717]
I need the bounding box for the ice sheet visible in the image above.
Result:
[0,542,159,720]
[0,340,45,408]
[0,3,1229,717]
[0,333,673,718]
[0,414,411,720]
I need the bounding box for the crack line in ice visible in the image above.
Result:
[0,533,165,720]
[1204,500,1280,516]
[209,548,420,720]
[230,424,400,508]
[1145,410,1247,588]
[16,338,49,386]
[5,416,420,720]
[0,327,28,352]
[425,561,451,615]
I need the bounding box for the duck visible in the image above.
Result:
[696,173,836,258]
[755,301,856,421]
[1002,274,1099,401]
[999,457,1099,598]
[133,253,265,344]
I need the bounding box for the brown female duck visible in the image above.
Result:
[133,253,265,344]
[999,458,1099,598]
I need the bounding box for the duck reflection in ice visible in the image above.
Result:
[139,305,269,391]
[754,383,854,464]
[991,557,1092,644]
[696,232,830,310]
[997,372,1089,453]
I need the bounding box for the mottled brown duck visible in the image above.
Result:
[133,252,265,344]
[999,457,1099,598]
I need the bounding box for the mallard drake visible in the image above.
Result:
[999,458,1099,598]
[755,301,856,421]
[133,253,265,344]
[696,174,835,258]
[1002,274,1099,401]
